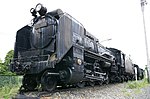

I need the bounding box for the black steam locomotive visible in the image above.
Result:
[10,4,144,92]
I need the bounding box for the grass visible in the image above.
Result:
[0,84,20,99]
[127,78,149,89]
[0,76,23,99]
[122,78,150,98]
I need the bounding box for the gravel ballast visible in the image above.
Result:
[15,82,150,99]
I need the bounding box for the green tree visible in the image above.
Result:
[4,50,14,66]
[0,50,15,75]
[0,59,6,74]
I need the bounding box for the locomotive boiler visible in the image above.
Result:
[10,4,114,91]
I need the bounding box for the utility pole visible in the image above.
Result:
[140,0,150,82]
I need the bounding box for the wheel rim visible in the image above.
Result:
[41,71,57,92]
[22,75,37,91]
[77,81,85,88]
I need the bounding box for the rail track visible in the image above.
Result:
[13,83,120,99]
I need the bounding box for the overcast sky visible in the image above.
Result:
[0,0,150,69]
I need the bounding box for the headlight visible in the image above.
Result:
[77,59,82,65]
[35,3,47,16]
[35,3,42,12]
[30,8,37,17]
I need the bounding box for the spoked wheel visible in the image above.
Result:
[22,74,37,91]
[77,81,85,88]
[88,81,95,87]
[41,71,57,92]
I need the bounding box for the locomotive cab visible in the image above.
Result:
[107,48,135,82]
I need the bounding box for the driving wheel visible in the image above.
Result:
[22,74,37,91]
[41,71,57,92]
[88,81,95,87]
[77,81,85,88]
